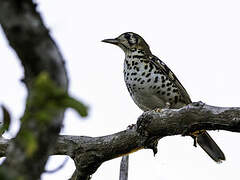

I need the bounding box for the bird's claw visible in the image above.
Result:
[192,101,205,107]
[153,108,162,113]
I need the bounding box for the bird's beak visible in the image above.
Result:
[102,38,119,45]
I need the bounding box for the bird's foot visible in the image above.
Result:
[191,130,206,136]
[165,102,171,109]
[153,102,171,113]
[153,108,162,113]
[190,130,206,147]
[191,101,205,107]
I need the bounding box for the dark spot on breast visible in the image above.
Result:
[141,72,145,76]
[138,49,145,54]
[173,89,178,93]
[137,78,141,82]
[134,77,137,81]
[153,86,156,89]
[146,73,151,78]
[131,72,137,76]
[162,91,165,95]
[166,82,172,86]
[167,92,171,96]
[140,80,145,84]
[133,55,145,59]
[147,79,151,82]
[154,76,159,83]
[167,87,171,91]
[161,84,165,88]
[136,67,140,71]
[144,65,148,70]
[157,90,161,94]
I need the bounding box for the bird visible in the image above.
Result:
[102,32,225,162]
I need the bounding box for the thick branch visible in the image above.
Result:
[1,102,240,179]
[138,102,240,136]
[0,0,68,179]
[0,0,68,89]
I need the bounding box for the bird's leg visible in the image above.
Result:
[191,130,206,136]
[154,108,162,113]
[190,130,206,147]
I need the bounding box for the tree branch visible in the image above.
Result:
[119,156,129,180]
[0,0,68,179]
[0,102,240,179]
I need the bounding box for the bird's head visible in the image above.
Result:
[102,32,151,54]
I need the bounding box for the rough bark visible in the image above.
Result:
[0,0,68,179]
[1,102,240,179]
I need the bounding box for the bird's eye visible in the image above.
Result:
[124,33,131,40]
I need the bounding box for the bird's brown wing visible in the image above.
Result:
[149,56,226,162]
[149,55,192,104]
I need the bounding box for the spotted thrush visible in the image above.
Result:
[102,32,225,162]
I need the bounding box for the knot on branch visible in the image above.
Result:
[137,111,161,155]
[137,112,153,137]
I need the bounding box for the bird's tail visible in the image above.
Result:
[196,131,225,163]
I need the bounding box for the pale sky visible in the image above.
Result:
[1,0,240,179]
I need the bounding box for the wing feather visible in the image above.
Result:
[149,55,192,104]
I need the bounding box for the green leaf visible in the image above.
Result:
[61,96,88,117]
